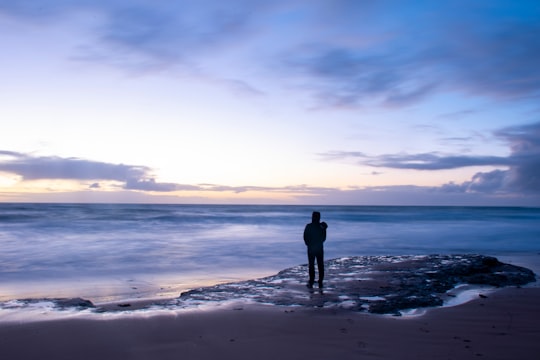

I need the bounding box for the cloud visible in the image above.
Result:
[183,183,333,195]
[320,151,511,170]
[366,153,512,170]
[0,0,74,19]
[0,0,271,96]
[319,151,367,161]
[447,21,540,100]
[0,150,148,181]
[322,121,540,194]
[124,178,199,192]
[281,2,540,107]
[2,1,538,106]
[440,170,509,194]
[0,151,184,193]
[0,0,263,67]
[96,1,259,67]
[0,150,334,196]
[2,148,538,205]
[495,121,540,193]
[442,121,540,194]
[296,184,540,207]
[285,45,437,107]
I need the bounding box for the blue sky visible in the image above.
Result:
[0,0,539,205]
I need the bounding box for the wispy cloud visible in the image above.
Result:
[0,150,332,195]
[0,1,264,65]
[323,151,512,170]
[124,178,200,193]
[2,146,538,205]
[369,153,512,170]
[95,1,260,68]
[321,121,540,194]
[281,2,540,107]
[2,1,538,106]
[0,150,148,181]
[285,45,438,107]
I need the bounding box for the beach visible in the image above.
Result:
[1,205,539,358]
[2,204,539,305]
[1,286,539,360]
[1,254,538,360]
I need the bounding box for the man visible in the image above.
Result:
[303,211,328,289]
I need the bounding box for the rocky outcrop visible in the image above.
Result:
[54,297,95,310]
[178,254,536,315]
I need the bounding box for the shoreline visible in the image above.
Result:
[2,252,537,305]
[1,253,537,323]
[1,287,539,360]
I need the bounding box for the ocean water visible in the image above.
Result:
[1,204,539,306]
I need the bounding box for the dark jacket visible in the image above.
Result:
[304,222,326,252]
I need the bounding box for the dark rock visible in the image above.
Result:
[55,297,95,309]
[176,254,536,315]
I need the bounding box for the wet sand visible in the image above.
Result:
[1,286,539,360]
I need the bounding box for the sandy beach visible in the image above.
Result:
[1,286,539,360]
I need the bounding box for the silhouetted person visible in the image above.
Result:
[304,211,327,289]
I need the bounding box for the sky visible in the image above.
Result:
[0,0,539,206]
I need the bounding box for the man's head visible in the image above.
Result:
[312,211,321,223]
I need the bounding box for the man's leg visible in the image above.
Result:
[316,251,324,287]
[307,250,316,288]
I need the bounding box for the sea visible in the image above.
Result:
[1,204,539,320]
